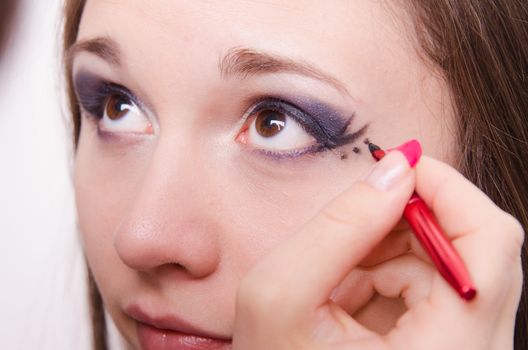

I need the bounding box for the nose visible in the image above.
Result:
[114,140,222,279]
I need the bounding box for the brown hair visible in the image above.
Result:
[63,1,528,349]
[0,0,16,57]
[63,2,109,348]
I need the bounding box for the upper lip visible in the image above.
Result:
[125,304,232,341]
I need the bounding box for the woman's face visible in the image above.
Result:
[73,0,454,348]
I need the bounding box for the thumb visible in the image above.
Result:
[236,146,418,326]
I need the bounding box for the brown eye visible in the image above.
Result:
[255,110,286,138]
[105,94,133,120]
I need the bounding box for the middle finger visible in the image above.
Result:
[333,253,435,333]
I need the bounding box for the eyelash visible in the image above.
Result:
[77,81,140,120]
[76,80,365,159]
[242,97,355,158]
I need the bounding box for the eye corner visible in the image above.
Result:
[235,125,249,145]
[96,126,155,144]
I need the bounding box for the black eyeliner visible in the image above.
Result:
[247,97,367,154]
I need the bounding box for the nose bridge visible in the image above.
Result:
[114,133,221,278]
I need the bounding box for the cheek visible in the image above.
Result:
[219,155,373,275]
[73,131,152,297]
[75,143,371,282]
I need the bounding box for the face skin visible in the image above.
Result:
[73,0,455,348]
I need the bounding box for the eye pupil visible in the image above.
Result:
[105,94,131,120]
[255,110,286,137]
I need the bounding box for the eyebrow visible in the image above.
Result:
[67,38,350,96]
[219,47,350,95]
[67,37,121,67]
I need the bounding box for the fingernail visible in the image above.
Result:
[387,139,422,167]
[364,152,410,190]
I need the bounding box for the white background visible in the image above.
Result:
[0,1,124,349]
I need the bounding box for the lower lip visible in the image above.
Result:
[137,323,232,350]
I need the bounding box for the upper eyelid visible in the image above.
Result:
[104,84,142,109]
[107,84,154,120]
[73,70,156,117]
[75,83,134,116]
[246,98,341,142]
[247,98,315,128]
[74,75,153,122]
[246,97,364,154]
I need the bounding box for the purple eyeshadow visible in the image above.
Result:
[73,71,139,119]
[247,95,368,154]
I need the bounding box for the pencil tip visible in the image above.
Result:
[461,287,477,301]
[367,141,381,153]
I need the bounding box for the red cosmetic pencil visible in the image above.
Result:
[368,141,477,301]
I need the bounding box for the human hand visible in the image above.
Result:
[232,141,524,350]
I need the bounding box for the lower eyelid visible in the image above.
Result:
[251,147,316,161]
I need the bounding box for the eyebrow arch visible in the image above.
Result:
[67,40,351,97]
[67,37,121,67]
[219,47,351,96]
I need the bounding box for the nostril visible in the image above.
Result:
[152,262,191,277]
[169,262,186,270]
[114,217,222,278]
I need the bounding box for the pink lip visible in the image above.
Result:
[125,305,232,350]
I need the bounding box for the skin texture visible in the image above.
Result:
[71,1,521,348]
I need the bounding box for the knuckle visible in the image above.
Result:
[513,262,524,290]
[489,212,525,267]
[500,212,525,253]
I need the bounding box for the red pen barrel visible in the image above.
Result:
[404,194,477,301]
[366,141,477,301]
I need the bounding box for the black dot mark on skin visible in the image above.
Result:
[363,138,370,145]
[353,147,360,154]
[340,153,348,160]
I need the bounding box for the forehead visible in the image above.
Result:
[77,0,414,77]
[79,0,403,40]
